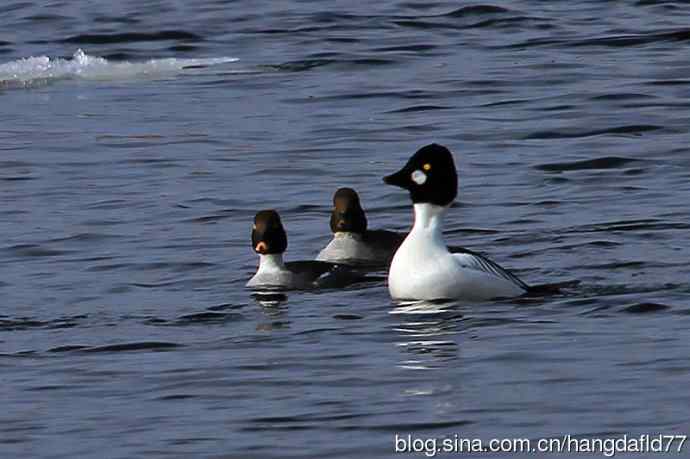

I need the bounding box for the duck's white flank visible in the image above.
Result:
[388,203,526,301]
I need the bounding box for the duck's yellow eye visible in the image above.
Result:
[423,163,431,171]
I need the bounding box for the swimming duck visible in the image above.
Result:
[247,210,363,290]
[316,187,405,265]
[383,143,530,301]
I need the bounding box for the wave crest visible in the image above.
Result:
[0,49,238,87]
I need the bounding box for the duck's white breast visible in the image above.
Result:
[246,270,294,288]
[317,233,379,263]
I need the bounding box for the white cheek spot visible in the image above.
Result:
[411,169,427,185]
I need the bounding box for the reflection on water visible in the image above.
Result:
[252,292,290,331]
[251,291,289,309]
[392,300,464,370]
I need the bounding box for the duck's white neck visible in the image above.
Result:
[333,231,363,241]
[411,203,447,234]
[257,253,286,273]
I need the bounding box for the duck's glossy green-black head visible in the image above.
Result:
[252,210,287,254]
[330,187,367,234]
[383,143,458,206]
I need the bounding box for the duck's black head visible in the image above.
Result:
[383,143,458,206]
[330,187,368,234]
[252,210,288,255]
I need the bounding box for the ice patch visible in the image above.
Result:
[0,49,238,87]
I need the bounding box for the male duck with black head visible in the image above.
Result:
[247,210,363,290]
[383,143,535,301]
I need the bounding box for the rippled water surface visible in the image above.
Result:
[3,1,690,458]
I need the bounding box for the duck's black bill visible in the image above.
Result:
[383,168,410,189]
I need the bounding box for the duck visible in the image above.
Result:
[316,187,405,266]
[247,210,363,290]
[383,143,531,301]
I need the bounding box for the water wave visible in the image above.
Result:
[0,49,238,87]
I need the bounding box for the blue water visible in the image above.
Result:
[2,1,690,458]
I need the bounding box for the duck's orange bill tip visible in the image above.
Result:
[255,241,268,254]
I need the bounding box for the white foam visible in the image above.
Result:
[0,49,238,86]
